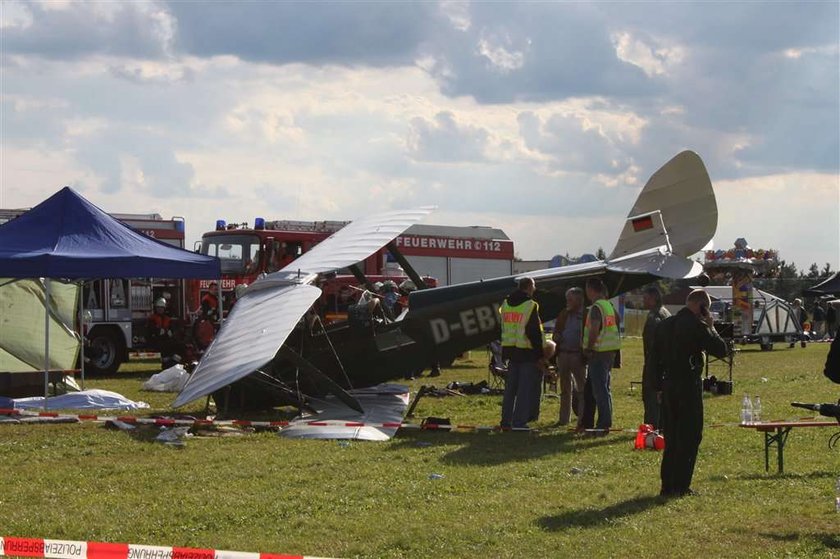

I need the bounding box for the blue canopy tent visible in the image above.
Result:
[0,186,221,404]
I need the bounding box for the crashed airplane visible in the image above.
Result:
[174,150,718,415]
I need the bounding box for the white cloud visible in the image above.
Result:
[0,0,33,29]
[407,111,490,162]
[782,44,840,60]
[477,33,526,73]
[439,0,471,31]
[611,31,685,77]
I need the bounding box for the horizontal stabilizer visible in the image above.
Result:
[173,283,321,408]
[607,250,704,279]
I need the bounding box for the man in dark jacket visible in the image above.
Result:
[499,277,544,429]
[654,289,729,497]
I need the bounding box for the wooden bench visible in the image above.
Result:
[739,420,838,473]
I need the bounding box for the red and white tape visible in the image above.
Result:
[0,536,331,559]
[0,408,667,433]
[0,408,532,432]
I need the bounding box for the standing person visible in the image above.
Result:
[499,277,544,429]
[826,301,837,339]
[811,300,826,339]
[200,282,219,321]
[583,278,621,432]
[642,286,670,428]
[147,298,177,368]
[654,289,729,497]
[791,298,807,347]
[552,287,586,426]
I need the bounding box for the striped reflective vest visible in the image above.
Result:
[583,299,621,352]
[500,299,542,349]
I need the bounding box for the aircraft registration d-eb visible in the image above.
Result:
[174,151,718,414]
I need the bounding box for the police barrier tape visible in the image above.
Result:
[0,408,537,432]
[0,536,332,559]
[4,408,800,433]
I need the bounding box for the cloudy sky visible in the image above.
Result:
[2,1,838,270]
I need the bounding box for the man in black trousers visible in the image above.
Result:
[653,289,728,497]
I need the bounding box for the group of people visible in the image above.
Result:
[793,298,838,339]
[500,277,621,432]
[499,277,729,497]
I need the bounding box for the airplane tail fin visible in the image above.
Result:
[608,151,717,261]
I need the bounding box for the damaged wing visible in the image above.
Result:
[268,207,436,281]
[173,283,321,408]
[174,207,436,409]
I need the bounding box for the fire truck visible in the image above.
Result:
[190,218,514,321]
[2,209,192,375]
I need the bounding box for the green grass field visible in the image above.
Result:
[1,339,838,558]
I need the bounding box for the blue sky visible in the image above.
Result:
[2,1,838,269]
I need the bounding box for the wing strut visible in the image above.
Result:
[348,264,376,292]
[386,241,428,290]
[276,346,364,413]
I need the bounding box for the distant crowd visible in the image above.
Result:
[792,297,838,339]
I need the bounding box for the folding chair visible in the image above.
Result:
[487,340,508,390]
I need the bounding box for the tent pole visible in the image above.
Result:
[79,280,85,390]
[44,278,50,410]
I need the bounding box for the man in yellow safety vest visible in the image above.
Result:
[583,277,621,432]
[499,277,545,429]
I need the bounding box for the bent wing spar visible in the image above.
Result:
[173,207,435,409]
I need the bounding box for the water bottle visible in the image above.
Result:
[740,394,753,425]
[753,397,762,424]
[835,476,840,513]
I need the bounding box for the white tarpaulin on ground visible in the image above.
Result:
[142,364,189,392]
[0,278,79,372]
[11,389,149,410]
[279,384,410,441]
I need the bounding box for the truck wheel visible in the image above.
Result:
[86,329,124,376]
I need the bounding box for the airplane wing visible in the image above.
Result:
[173,283,321,408]
[173,207,435,408]
[269,206,436,280]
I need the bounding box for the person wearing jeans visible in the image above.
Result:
[582,278,620,432]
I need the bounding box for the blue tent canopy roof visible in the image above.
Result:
[0,187,220,279]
